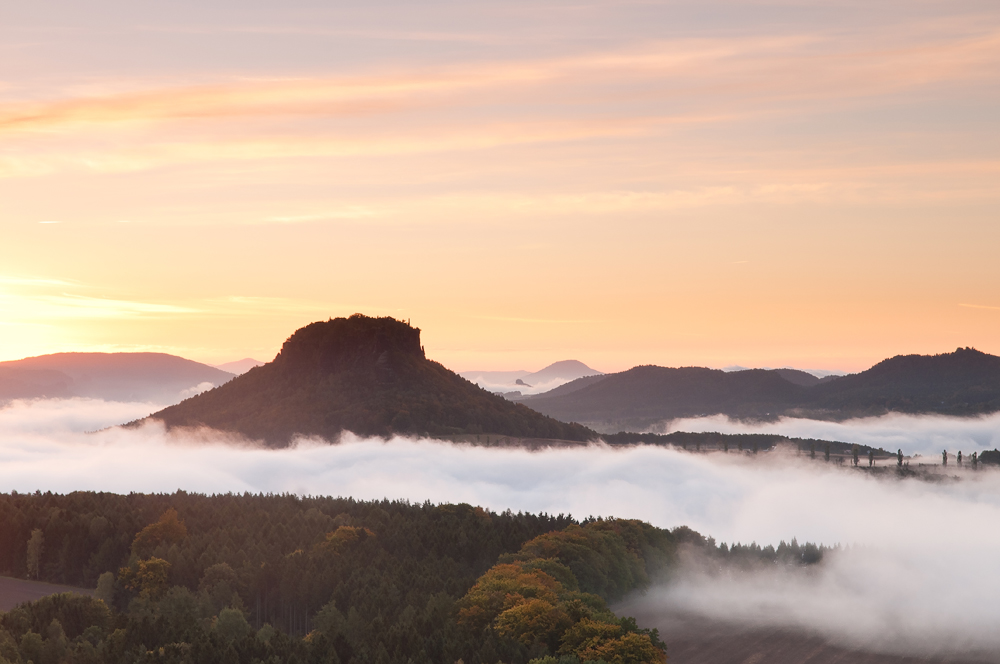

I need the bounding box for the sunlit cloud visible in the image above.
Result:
[0,280,341,325]
[2,27,996,138]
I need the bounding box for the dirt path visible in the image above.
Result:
[0,577,94,611]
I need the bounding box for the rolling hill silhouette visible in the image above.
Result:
[0,353,233,403]
[525,348,1000,430]
[145,315,594,446]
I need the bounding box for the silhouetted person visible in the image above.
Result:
[973,451,979,469]
[958,451,963,466]
[897,448,903,467]
[869,449,874,467]
[852,444,859,467]
[942,450,948,466]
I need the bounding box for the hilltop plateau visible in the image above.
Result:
[145,315,592,446]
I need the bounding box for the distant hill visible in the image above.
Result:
[525,366,805,430]
[213,358,266,375]
[521,360,602,386]
[144,315,594,446]
[461,359,602,395]
[525,348,1000,430]
[0,353,234,404]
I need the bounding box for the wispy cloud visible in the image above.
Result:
[0,293,200,320]
[3,27,997,135]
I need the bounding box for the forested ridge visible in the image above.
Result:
[0,492,828,664]
[0,492,650,664]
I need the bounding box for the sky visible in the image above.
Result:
[2,0,999,372]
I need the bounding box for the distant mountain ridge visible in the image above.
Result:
[0,353,234,404]
[461,359,602,396]
[144,315,593,446]
[524,347,1000,431]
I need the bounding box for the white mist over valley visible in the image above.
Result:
[3,397,1000,657]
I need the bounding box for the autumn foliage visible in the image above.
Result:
[130,508,188,558]
[459,520,671,663]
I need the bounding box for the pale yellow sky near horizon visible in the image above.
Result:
[1,0,998,373]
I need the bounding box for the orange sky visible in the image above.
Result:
[1,0,998,373]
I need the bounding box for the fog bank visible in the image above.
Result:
[668,412,1000,458]
[4,398,1000,656]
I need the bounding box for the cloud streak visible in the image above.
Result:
[3,26,996,141]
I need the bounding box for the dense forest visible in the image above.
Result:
[146,316,592,446]
[0,492,827,664]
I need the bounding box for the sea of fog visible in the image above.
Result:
[3,398,1000,657]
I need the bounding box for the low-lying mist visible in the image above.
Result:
[669,411,1000,458]
[3,398,1000,657]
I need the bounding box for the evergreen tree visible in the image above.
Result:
[26,529,43,580]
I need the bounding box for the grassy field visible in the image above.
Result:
[0,576,93,612]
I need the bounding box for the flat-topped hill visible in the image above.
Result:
[146,315,593,446]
